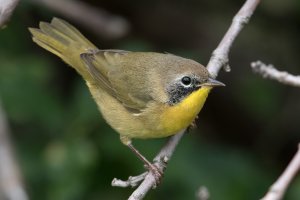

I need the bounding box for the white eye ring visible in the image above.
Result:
[181,76,192,86]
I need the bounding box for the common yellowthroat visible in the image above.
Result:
[29,18,224,180]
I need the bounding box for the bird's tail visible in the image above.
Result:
[29,18,97,79]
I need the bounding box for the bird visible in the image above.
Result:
[29,18,224,182]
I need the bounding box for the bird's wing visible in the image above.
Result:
[80,50,153,112]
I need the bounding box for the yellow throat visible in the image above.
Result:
[160,86,212,136]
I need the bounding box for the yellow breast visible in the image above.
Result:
[159,86,212,136]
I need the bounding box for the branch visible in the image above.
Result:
[0,3,27,198]
[0,99,29,200]
[261,144,300,200]
[0,0,19,28]
[112,172,148,188]
[111,0,260,199]
[207,0,260,77]
[251,61,300,87]
[112,130,185,199]
[30,0,130,40]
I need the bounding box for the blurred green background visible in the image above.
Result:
[1,0,300,199]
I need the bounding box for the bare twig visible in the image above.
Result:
[261,144,300,200]
[30,0,130,40]
[0,100,29,200]
[0,2,27,198]
[112,172,148,188]
[0,0,19,28]
[111,0,261,199]
[127,130,185,200]
[207,0,260,77]
[251,61,300,87]
[112,131,185,199]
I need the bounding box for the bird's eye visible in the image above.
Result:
[181,76,192,86]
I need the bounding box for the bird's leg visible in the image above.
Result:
[127,143,163,185]
[120,136,163,185]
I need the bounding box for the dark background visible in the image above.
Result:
[1,0,300,199]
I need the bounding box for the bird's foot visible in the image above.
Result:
[144,163,163,188]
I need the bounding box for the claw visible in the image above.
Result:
[126,143,166,187]
[145,163,163,187]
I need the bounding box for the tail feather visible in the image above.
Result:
[29,18,97,79]
[30,28,64,57]
[51,18,95,47]
[39,22,71,46]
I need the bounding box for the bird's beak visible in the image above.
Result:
[200,78,225,87]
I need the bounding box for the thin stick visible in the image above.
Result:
[207,0,260,77]
[30,0,130,39]
[128,131,185,200]
[0,1,28,199]
[251,61,300,87]
[261,144,300,200]
[0,0,19,28]
[0,100,29,200]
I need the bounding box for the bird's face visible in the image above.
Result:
[165,63,224,105]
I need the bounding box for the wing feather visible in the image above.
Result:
[80,50,153,111]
